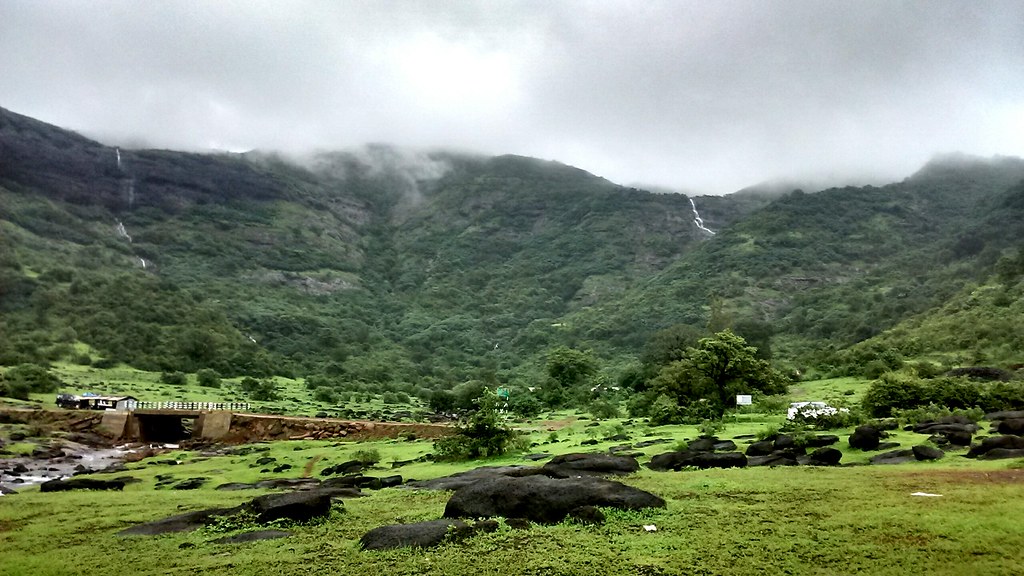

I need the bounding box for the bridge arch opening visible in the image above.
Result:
[135,414,195,443]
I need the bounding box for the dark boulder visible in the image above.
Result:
[172,477,207,490]
[119,507,241,536]
[246,490,335,524]
[212,530,292,544]
[913,422,979,434]
[687,437,718,452]
[745,440,775,456]
[912,445,944,461]
[505,518,531,530]
[985,410,1024,421]
[406,466,539,491]
[772,435,798,451]
[40,478,125,492]
[944,431,973,446]
[648,450,747,471]
[807,447,843,466]
[869,450,916,465]
[981,448,1024,460]
[997,418,1024,436]
[747,452,799,467]
[567,505,605,525]
[443,475,665,524]
[633,439,671,448]
[523,453,551,461]
[967,435,1024,458]
[805,435,841,448]
[712,440,737,452]
[359,519,471,550]
[876,442,901,451]
[11,463,29,475]
[849,426,882,450]
[542,453,639,477]
[321,460,363,476]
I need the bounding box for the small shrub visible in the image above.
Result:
[588,398,621,420]
[313,387,338,404]
[698,419,723,438]
[892,404,984,426]
[351,448,381,465]
[160,371,187,386]
[434,392,523,461]
[196,368,221,388]
[73,354,92,366]
[647,394,682,426]
[756,426,780,441]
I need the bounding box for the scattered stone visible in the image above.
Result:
[523,453,551,461]
[687,438,718,452]
[40,478,125,492]
[712,440,737,452]
[580,439,599,446]
[172,478,208,490]
[876,442,901,451]
[272,464,293,473]
[944,431,973,446]
[806,447,843,466]
[567,505,605,525]
[849,426,882,450]
[648,451,747,471]
[119,507,241,536]
[747,453,799,467]
[912,445,944,461]
[321,460,364,476]
[443,475,665,524]
[212,530,293,544]
[406,466,538,491]
[633,439,671,448]
[869,450,916,465]
[542,453,640,477]
[997,418,1024,436]
[745,440,776,457]
[985,410,1024,421]
[980,448,1024,460]
[11,463,29,475]
[255,457,277,465]
[505,518,531,530]
[804,435,841,448]
[605,433,630,442]
[360,520,470,550]
[967,435,1024,458]
[246,490,335,524]
[9,432,26,441]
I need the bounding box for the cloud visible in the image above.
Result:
[1,0,1021,194]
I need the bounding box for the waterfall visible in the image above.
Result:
[116,221,132,243]
[137,257,147,269]
[689,198,716,236]
[116,148,122,171]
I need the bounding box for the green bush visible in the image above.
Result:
[1,363,63,399]
[892,404,984,425]
[160,371,187,385]
[434,392,524,460]
[861,372,927,417]
[648,394,683,426]
[588,398,621,420]
[313,387,338,403]
[351,448,381,465]
[196,368,221,388]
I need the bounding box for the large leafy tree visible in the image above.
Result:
[652,330,787,418]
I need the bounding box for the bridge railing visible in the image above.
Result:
[126,401,251,411]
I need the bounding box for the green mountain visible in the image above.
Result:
[2,106,1023,395]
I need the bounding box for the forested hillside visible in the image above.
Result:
[2,106,1023,398]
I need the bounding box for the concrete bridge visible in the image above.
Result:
[96,405,452,444]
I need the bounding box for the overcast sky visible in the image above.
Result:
[1,1,1022,194]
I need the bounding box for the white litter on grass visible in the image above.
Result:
[643,525,657,532]
[911,492,942,497]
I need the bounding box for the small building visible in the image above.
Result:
[56,393,137,411]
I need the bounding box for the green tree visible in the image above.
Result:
[653,330,788,419]
[543,346,597,406]
[196,368,221,388]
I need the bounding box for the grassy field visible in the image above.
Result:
[3,407,1024,576]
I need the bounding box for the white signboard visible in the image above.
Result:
[736,394,753,406]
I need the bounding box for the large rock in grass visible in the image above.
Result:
[997,418,1024,436]
[747,452,800,467]
[805,435,841,448]
[541,453,639,478]
[245,490,335,523]
[119,507,242,536]
[980,448,1024,460]
[911,445,944,461]
[359,519,472,550]
[985,410,1024,421]
[40,478,125,492]
[443,475,665,524]
[648,450,747,471]
[807,447,843,466]
[406,466,540,491]
[869,450,916,465]
[966,435,1024,458]
[849,426,882,450]
[745,440,776,456]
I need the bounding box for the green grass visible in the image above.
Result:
[1,448,1022,576]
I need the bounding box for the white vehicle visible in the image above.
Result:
[787,401,848,420]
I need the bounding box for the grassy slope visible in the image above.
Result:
[1,425,1021,576]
